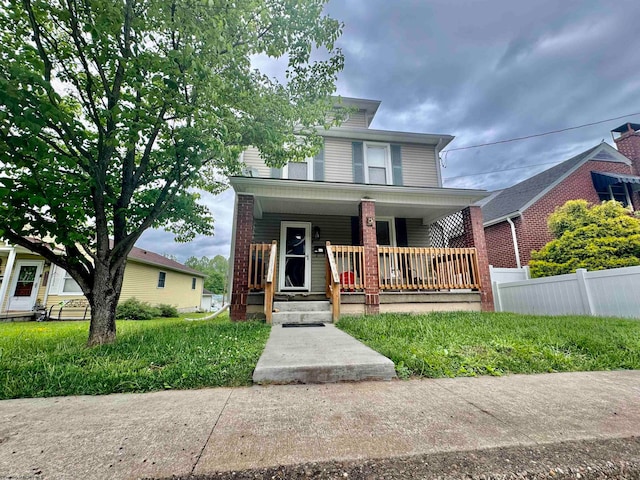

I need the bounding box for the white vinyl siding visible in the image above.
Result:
[401,144,439,187]
[324,137,353,183]
[342,110,368,128]
[240,139,440,188]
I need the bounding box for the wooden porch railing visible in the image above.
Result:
[248,243,272,290]
[331,245,365,291]
[263,241,277,324]
[378,247,481,290]
[325,242,341,322]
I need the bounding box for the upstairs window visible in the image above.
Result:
[157,271,166,288]
[284,160,313,180]
[364,143,392,185]
[192,277,197,290]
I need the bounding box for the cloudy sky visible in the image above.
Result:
[138,0,640,262]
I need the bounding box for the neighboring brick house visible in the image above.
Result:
[481,123,640,268]
[228,97,495,320]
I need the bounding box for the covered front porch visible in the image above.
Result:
[229,177,493,321]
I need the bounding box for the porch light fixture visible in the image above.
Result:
[313,226,321,241]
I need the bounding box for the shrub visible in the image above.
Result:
[115,298,160,320]
[156,303,179,318]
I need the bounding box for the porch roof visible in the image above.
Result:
[229,177,489,224]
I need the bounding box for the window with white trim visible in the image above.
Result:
[61,270,82,294]
[364,143,392,185]
[283,159,313,180]
[157,271,166,288]
[595,183,633,209]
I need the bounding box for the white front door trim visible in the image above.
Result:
[279,221,311,291]
[7,260,44,311]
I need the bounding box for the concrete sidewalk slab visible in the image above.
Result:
[252,324,397,384]
[0,371,639,479]
[0,388,231,480]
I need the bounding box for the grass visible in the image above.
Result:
[337,312,640,379]
[0,313,270,400]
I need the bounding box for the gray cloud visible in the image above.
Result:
[138,1,640,261]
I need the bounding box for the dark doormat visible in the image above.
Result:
[281,323,326,328]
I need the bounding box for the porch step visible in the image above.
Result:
[272,311,333,325]
[273,301,330,312]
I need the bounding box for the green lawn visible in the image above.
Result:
[337,312,640,379]
[0,314,270,400]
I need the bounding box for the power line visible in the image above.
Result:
[443,160,563,181]
[442,112,640,154]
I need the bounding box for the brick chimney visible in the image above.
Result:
[612,122,640,175]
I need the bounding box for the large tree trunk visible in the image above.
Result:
[87,260,126,346]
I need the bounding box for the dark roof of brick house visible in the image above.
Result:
[481,143,616,224]
[127,245,205,277]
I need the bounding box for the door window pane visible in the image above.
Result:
[284,257,305,287]
[376,221,391,246]
[286,227,306,255]
[288,162,308,180]
[14,266,37,297]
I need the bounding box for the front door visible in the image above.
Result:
[7,260,44,311]
[279,222,311,291]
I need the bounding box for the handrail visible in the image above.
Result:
[248,243,272,290]
[325,241,340,322]
[264,241,277,324]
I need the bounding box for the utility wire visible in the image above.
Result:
[443,160,563,181]
[442,112,640,153]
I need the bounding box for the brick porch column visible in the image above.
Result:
[359,200,380,314]
[461,206,494,312]
[230,194,254,321]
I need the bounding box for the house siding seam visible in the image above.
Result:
[359,200,380,314]
[485,159,640,268]
[230,194,254,321]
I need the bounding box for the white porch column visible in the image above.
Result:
[0,247,17,314]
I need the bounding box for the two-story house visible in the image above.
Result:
[228,97,493,322]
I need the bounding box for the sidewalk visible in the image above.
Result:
[1,370,639,479]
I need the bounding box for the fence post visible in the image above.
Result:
[575,268,594,316]
[523,266,531,279]
[492,281,503,312]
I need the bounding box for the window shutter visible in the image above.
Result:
[395,218,408,247]
[351,216,360,245]
[313,145,325,181]
[391,144,403,186]
[48,265,63,295]
[270,167,282,179]
[352,142,364,183]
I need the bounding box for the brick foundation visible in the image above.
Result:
[230,194,254,321]
[359,200,379,314]
[460,206,494,312]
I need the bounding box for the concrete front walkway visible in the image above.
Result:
[0,371,639,479]
[253,323,397,384]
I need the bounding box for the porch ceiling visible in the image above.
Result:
[230,177,489,223]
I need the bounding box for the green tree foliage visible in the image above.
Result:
[529,200,640,277]
[185,255,228,294]
[0,0,345,345]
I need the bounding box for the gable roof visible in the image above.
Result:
[127,245,205,277]
[481,142,631,225]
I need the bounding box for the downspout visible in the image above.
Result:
[435,138,445,187]
[506,217,521,269]
[0,247,17,314]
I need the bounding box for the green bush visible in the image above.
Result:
[156,303,179,318]
[115,298,160,320]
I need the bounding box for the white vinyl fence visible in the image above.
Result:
[492,265,640,319]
